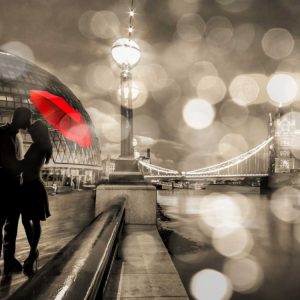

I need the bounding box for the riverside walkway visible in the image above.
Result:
[0,190,95,299]
[0,189,188,299]
[104,224,188,299]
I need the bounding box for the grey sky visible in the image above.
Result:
[1,0,300,170]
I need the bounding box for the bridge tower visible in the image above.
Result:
[273,109,296,174]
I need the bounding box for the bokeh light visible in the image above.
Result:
[85,63,117,94]
[223,257,264,293]
[229,74,260,106]
[220,101,249,127]
[117,80,148,109]
[78,10,120,39]
[190,269,232,300]
[216,0,253,13]
[90,11,120,39]
[262,28,295,60]
[183,99,215,130]
[196,75,227,104]
[234,23,256,52]
[162,39,201,77]
[168,0,200,19]
[176,13,206,42]
[151,79,181,104]
[270,186,300,223]
[87,108,122,143]
[229,192,256,223]
[189,61,218,88]
[247,73,269,104]
[212,224,254,257]
[120,232,157,268]
[101,114,122,143]
[1,41,34,62]
[218,133,249,159]
[1,41,35,79]
[206,16,234,47]
[178,121,229,161]
[277,58,300,74]
[238,116,268,147]
[78,11,96,39]
[198,193,243,230]
[136,64,168,91]
[267,73,298,106]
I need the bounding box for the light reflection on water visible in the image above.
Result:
[157,189,300,300]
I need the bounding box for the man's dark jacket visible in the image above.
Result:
[0,124,22,210]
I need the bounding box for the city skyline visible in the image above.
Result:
[1,0,300,170]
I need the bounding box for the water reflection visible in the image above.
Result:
[158,189,300,300]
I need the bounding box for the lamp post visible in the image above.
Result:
[112,38,141,158]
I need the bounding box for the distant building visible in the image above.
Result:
[273,109,297,173]
[102,155,116,178]
[139,148,151,164]
[0,50,102,186]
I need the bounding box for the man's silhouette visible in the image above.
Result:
[0,107,32,274]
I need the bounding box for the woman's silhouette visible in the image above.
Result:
[21,120,52,274]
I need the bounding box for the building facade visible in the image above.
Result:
[272,109,297,174]
[0,50,102,187]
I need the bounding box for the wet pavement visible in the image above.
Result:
[104,224,188,299]
[0,190,95,300]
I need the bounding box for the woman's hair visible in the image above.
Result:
[29,120,52,164]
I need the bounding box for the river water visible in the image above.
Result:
[157,188,300,300]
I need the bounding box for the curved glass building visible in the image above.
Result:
[0,50,101,188]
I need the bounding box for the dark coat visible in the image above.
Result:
[21,143,51,220]
[0,124,22,211]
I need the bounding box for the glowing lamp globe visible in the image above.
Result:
[111,38,141,70]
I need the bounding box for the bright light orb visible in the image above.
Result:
[224,257,264,293]
[199,193,242,230]
[229,74,260,106]
[190,269,232,300]
[189,61,218,88]
[212,224,254,258]
[267,73,298,106]
[262,28,295,60]
[111,38,141,70]
[117,81,148,109]
[183,99,215,130]
[270,186,300,223]
[218,133,249,159]
[196,76,227,104]
[177,13,206,42]
[117,81,140,101]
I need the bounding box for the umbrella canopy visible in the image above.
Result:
[30,90,92,147]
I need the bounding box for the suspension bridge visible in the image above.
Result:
[138,137,274,180]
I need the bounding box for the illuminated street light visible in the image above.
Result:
[111,37,141,158]
[112,38,141,71]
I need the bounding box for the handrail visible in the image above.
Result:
[9,197,126,300]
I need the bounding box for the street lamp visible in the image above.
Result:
[112,38,141,158]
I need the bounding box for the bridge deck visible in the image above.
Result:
[104,224,188,299]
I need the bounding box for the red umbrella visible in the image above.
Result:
[30,90,92,147]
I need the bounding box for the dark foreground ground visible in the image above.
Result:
[0,190,95,299]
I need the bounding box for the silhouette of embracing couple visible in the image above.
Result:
[0,107,52,276]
